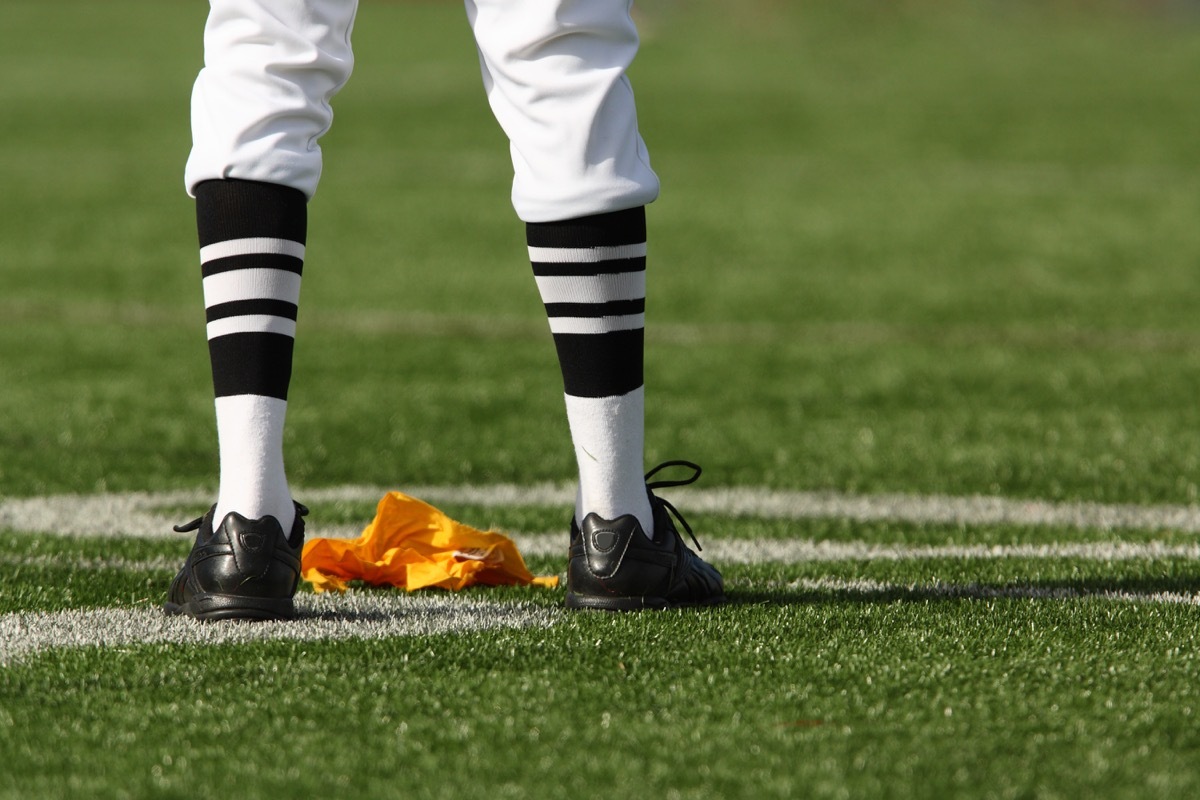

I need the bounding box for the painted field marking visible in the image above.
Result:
[510,536,1200,562]
[4,572,1195,666]
[3,484,1198,665]
[4,484,1200,539]
[785,577,1200,606]
[0,594,553,666]
[3,536,1196,577]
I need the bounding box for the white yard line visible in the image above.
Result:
[2,536,1195,576]
[0,553,182,572]
[2,484,1197,665]
[785,577,1200,606]
[3,484,1200,539]
[3,537,1195,577]
[3,485,1198,572]
[0,594,554,666]
[507,534,1200,562]
[3,573,1194,665]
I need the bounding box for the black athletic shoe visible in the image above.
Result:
[565,461,726,611]
[164,503,307,621]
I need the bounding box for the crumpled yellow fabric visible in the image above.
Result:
[301,491,558,593]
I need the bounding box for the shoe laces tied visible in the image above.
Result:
[645,460,704,552]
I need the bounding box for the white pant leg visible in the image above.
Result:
[465,0,660,222]
[185,0,359,199]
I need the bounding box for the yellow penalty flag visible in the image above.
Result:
[301,491,558,593]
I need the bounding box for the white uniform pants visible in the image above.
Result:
[185,0,660,222]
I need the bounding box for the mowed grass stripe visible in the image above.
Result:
[6,484,1200,538]
[14,297,1200,353]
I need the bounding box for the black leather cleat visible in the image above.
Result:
[565,461,725,611]
[164,503,307,621]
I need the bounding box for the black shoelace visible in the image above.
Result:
[645,460,704,551]
[173,516,205,534]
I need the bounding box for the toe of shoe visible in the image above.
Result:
[671,552,725,605]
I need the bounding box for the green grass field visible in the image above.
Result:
[3,0,1200,797]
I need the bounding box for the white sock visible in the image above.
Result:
[565,387,653,536]
[213,394,294,534]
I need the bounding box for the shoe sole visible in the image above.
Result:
[163,593,295,622]
[565,592,727,612]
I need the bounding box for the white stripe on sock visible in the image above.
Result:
[202,268,302,307]
[199,237,306,264]
[206,315,297,340]
[534,272,646,304]
[547,314,646,335]
[527,243,646,263]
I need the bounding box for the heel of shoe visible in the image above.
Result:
[180,592,295,621]
[565,592,670,611]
